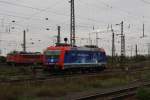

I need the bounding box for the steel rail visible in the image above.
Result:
[74,81,150,100]
[0,67,150,83]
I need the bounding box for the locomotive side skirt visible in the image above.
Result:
[63,63,106,69]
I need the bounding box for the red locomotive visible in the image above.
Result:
[7,51,43,65]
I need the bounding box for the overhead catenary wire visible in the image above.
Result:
[0,0,150,27]
[1,3,106,32]
[0,0,106,25]
[0,0,147,34]
[0,0,43,11]
[0,0,149,56]
[0,0,133,29]
[140,0,150,4]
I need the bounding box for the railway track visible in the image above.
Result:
[0,64,150,100]
[0,61,150,84]
[0,66,149,83]
[73,80,150,100]
[0,63,9,67]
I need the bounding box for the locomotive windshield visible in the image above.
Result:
[45,50,61,55]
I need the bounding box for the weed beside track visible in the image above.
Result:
[0,61,149,100]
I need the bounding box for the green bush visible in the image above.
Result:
[107,55,150,66]
[0,56,6,63]
[137,88,150,100]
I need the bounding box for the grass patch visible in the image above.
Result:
[0,75,131,100]
[137,87,150,100]
[0,66,32,76]
[0,61,149,99]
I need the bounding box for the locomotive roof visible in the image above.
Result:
[7,51,42,55]
[47,46,105,52]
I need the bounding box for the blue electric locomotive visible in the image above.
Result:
[43,45,107,71]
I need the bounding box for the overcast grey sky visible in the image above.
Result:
[0,0,150,56]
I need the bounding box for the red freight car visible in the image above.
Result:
[7,51,43,65]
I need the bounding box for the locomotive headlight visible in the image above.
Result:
[51,59,54,62]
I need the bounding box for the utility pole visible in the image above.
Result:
[93,26,95,30]
[143,23,145,37]
[147,43,150,56]
[121,21,125,57]
[135,44,138,57]
[57,26,61,44]
[23,30,26,52]
[70,0,75,46]
[94,26,99,47]
[96,32,98,47]
[111,25,115,62]
[130,45,133,57]
[120,21,125,64]
[123,35,125,55]
[89,33,91,45]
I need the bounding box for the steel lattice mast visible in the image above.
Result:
[70,0,75,46]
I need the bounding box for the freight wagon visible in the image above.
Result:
[7,51,43,65]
